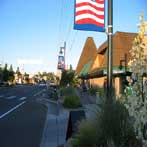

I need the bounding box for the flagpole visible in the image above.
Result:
[107,0,113,99]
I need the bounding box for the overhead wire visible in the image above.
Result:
[55,0,63,52]
[58,0,64,45]
[55,0,79,69]
[63,0,79,68]
[69,30,78,51]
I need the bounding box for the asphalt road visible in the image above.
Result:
[0,85,48,147]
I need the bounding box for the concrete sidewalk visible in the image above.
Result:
[40,88,100,147]
[40,100,69,147]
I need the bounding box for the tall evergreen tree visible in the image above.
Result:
[8,64,14,83]
[3,63,9,81]
[9,64,13,72]
[16,67,21,75]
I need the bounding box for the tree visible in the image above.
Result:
[3,63,9,81]
[0,66,2,81]
[8,64,14,83]
[69,64,73,71]
[123,13,147,146]
[60,70,75,86]
[16,67,21,75]
[23,72,29,84]
[9,64,13,72]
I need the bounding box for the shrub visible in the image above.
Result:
[98,87,104,97]
[63,95,81,109]
[61,86,81,108]
[60,86,75,97]
[89,86,98,96]
[71,97,142,147]
[71,120,97,147]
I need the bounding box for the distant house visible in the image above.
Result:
[14,72,23,84]
[75,31,147,96]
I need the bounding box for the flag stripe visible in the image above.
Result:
[76,0,104,7]
[75,14,104,25]
[96,0,104,4]
[76,10,104,19]
[76,2,104,11]
[74,0,105,32]
[76,18,104,27]
[76,5,104,15]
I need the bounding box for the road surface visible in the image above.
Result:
[0,85,48,147]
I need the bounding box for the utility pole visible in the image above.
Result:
[107,0,113,99]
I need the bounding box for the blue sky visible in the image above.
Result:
[0,0,147,74]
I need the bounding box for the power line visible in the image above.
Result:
[58,0,64,40]
[69,30,78,51]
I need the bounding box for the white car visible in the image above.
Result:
[38,82,46,87]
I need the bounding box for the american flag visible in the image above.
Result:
[74,0,105,32]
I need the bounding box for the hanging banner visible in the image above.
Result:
[74,0,105,32]
[58,56,65,70]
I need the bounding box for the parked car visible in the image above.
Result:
[0,81,9,87]
[38,81,46,87]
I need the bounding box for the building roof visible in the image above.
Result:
[76,32,147,79]
[98,31,139,67]
[89,53,104,73]
[79,60,93,76]
[75,37,97,75]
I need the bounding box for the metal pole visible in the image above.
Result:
[64,42,66,70]
[107,0,113,99]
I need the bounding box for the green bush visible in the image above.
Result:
[89,86,104,97]
[71,98,142,147]
[98,87,104,97]
[63,95,81,108]
[61,86,81,108]
[71,120,97,147]
[89,86,98,95]
[60,86,75,96]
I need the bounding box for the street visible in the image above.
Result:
[0,85,48,147]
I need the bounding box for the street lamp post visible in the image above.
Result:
[59,42,66,70]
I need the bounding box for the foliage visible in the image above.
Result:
[16,67,21,75]
[89,86,104,97]
[71,98,141,147]
[71,120,97,147]
[89,86,98,95]
[60,70,75,86]
[63,95,81,108]
[98,87,104,97]
[61,86,81,108]
[60,86,75,96]
[98,100,141,147]
[23,72,30,84]
[0,64,14,83]
[3,63,9,82]
[123,13,147,146]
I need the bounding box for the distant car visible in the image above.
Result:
[49,82,57,89]
[0,81,9,87]
[38,82,46,87]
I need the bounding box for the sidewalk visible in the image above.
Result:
[40,88,100,147]
[40,99,69,147]
[75,88,100,120]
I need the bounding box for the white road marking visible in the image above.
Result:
[6,96,17,99]
[34,89,46,97]
[19,97,27,101]
[0,101,26,119]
